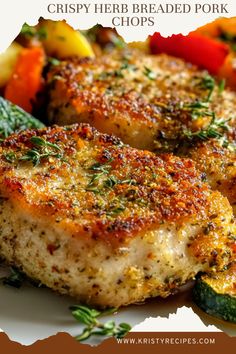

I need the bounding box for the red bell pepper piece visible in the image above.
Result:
[149,32,229,75]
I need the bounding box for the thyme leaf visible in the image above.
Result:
[198,75,215,102]
[218,79,226,94]
[70,305,131,341]
[86,161,112,192]
[20,136,62,166]
[4,152,17,163]
[30,136,61,151]
[86,161,136,196]
[106,205,126,216]
[182,100,213,121]
[183,114,231,141]
[143,66,157,80]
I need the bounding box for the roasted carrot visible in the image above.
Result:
[5,46,45,113]
[149,32,229,75]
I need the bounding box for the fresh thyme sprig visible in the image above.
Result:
[182,100,213,121]
[86,160,136,196]
[184,75,226,121]
[70,305,131,341]
[86,161,112,193]
[181,75,216,120]
[183,114,231,141]
[20,136,62,166]
[198,74,216,102]
[97,58,137,81]
[180,74,232,143]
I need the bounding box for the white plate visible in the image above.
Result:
[0,265,236,345]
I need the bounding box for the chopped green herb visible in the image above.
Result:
[182,100,213,121]
[89,161,112,174]
[107,205,126,216]
[20,136,62,166]
[120,61,137,71]
[2,267,25,288]
[20,23,47,40]
[70,305,131,341]
[97,59,136,81]
[112,36,126,49]
[104,176,136,189]
[20,23,36,38]
[218,79,226,94]
[104,175,119,188]
[86,161,113,192]
[30,136,61,151]
[4,152,17,163]
[82,25,100,43]
[197,74,225,100]
[183,114,231,141]
[143,66,157,80]
[48,57,61,66]
[86,161,136,195]
[114,69,125,78]
[198,75,215,102]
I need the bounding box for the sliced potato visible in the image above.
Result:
[38,20,94,58]
[0,42,23,88]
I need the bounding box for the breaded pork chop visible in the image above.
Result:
[47,49,236,151]
[47,49,236,212]
[0,124,235,308]
[187,140,236,214]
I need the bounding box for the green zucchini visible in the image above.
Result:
[193,263,236,323]
[0,97,44,139]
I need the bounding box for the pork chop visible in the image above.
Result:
[47,49,236,151]
[47,49,236,212]
[187,140,236,214]
[0,124,234,307]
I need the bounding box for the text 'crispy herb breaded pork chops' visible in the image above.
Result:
[47,49,236,212]
[0,124,235,307]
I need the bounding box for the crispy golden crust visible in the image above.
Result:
[47,49,236,213]
[0,124,235,306]
[0,123,222,247]
[47,49,236,150]
[187,140,236,213]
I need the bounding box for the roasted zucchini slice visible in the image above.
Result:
[0,97,44,139]
[193,263,236,323]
